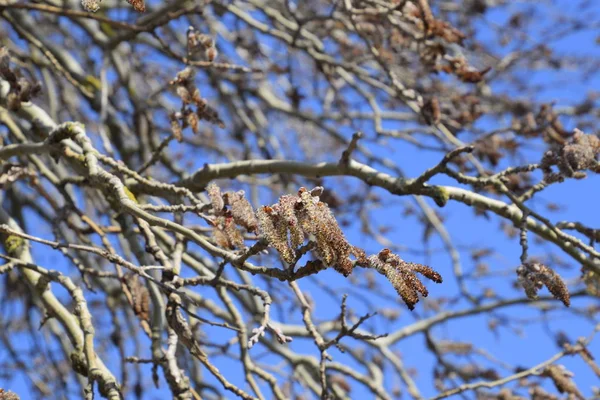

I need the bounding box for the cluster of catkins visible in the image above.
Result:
[256,186,359,276]
[516,262,570,307]
[205,185,443,309]
[0,163,35,189]
[123,274,150,324]
[169,67,224,140]
[81,0,144,13]
[187,26,218,62]
[542,365,585,400]
[0,47,41,111]
[540,129,600,182]
[207,184,258,250]
[367,249,443,310]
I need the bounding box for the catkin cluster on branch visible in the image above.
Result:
[169,67,224,140]
[123,274,150,323]
[0,47,41,111]
[541,129,600,182]
[0,163,35,189]
[542,365,584,399]
[257,187,359,276]
[366,249,443,310]
[0,389,20,400]
[208,184,257,250]
[187,26,218,63]
[81,0,144,13]
[516,262,570,306]
[255,187,443,309]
